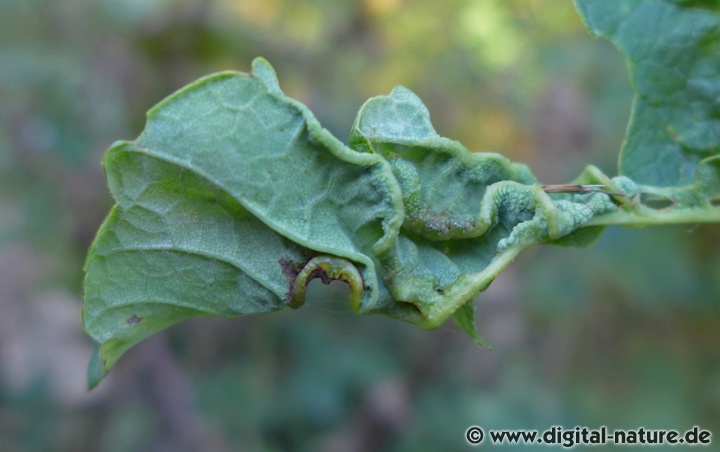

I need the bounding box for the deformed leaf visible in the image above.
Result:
[350,87,616,327]
[84,58,405,385]
[85,1,720,386]
[84,58,619,385]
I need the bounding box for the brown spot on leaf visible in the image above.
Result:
[307,266,332,285]
[279,258,300,281]
[279,257,309,303]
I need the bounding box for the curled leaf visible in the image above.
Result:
[84,58,404,385]
[85,28,720,385]
[85,59,613,384]
[351,87,615,327]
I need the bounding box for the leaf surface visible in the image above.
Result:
[84,59,404,385]
[85,0,720,384]
[85,59,618,385]
[350,87,615,327]
[576,0,720,188]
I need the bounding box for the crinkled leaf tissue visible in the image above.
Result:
[83,0,720,388]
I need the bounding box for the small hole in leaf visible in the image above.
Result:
[640,194,674,210]
[127,315,142,325]
[436,287,444,295]
[305,279,351,313]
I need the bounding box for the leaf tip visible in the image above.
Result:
[251,57,282,95]
[87,342,109,390]
[452,303,493,350]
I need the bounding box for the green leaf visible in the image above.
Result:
[86,0,720,385]
[574,0,720,228]
[87,343,105,390]
[85,59,619,385]
[84,58,405,382]
[575,0,720,187]
[697,155,720,202]
[350,87,616,327]
[452,303,492,350]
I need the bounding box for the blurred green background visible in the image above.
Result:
[1,0,719,451]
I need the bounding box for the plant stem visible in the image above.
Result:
[588,207,720,227]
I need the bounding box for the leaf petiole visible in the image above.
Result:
[541,184,627,198]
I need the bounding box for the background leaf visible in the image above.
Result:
[575,0,720,187]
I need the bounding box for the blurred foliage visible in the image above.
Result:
[0,0,718,451]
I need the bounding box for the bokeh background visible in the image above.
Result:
[1,0,719,451]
